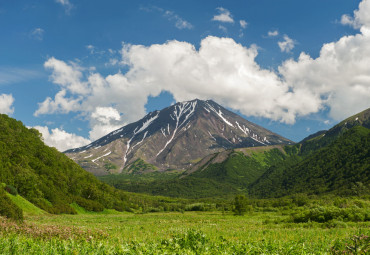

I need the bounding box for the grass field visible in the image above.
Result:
[1,210,369,254]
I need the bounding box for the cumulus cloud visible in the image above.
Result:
[37,37,313,126]
[89,106,124,140]
[33,126,90,151]
[44,57,88,94]
[212,7,234,23]
[37,0,370,144]
[0,94,14,115]
[340,0,370,29]
[278,35,296,53]
[268,30,279,37]
[279,30,370,120]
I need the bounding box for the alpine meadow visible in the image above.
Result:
[1,0,370,254]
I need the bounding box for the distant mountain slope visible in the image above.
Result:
[0,114,130,214]
[300,107,370,155]
[184,146,288,189]
[102,108,370,199]
[66,99,292,175]
[250,126,370,197]
[101,145,292,198]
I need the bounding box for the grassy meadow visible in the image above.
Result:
[1,205,369,254]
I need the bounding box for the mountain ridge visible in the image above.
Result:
[98,107,370,198]
[66,99,293,175]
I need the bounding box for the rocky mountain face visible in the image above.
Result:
[65,99,293,175]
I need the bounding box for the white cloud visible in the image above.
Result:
[33,126,90,152]
[30,28,44,41]
[240,20,248,29]
[34,90,82,116]
[37,0,370,142]
[341,0,370,29]
[55,0,73,14]
[278,35,296,53]
[279,27,370,120]
[44,57,89,94]
[268,30,279,37]
[212,7,234,23]
[0,94,14,115]
[37,37,312,126]
[89,106,124,140]
[164,10,193,30]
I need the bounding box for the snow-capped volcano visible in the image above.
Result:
[65,99,293,175]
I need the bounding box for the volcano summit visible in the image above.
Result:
[65,99,293,175]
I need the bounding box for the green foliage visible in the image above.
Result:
[184,203,215,211]
[291,206,370,223]
[105,148,290,199]
[125,158,157,174]
[192,149,287,190]
[0,114,171,214]
[104,162,117,171]
[250,126,370,198]
[74,197,104,212]
[331,233,369,254]
[1,209,368,254]
[0,188,23,222]
[7,193,46,216]
[233,195,250,216]
[110,176,238,198]
[160,229,209,253]
[4,185,17,196]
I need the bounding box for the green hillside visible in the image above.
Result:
[102,147,292,198]
[300,108,370,155]
[250,126,370,197]
[6,193,46,216]
[189,148,288,190]
[0,114,136,216]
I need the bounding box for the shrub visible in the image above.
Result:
[291,206,370,223]
[0,189,23,222]
[4,185,18,196]
[233,195,248,216]
[74,197,104,212]
[185,203,206,211]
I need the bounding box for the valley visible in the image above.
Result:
[0,102,369,254]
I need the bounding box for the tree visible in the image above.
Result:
[233,195,247,216]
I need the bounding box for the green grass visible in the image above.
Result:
[6,193,46,216]
[70,203,121,215]
[1,209,368,254]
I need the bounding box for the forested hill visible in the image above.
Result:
[250,126,370,197]
[0,114,133,214]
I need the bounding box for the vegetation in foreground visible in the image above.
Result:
[0,210,368,254]
[0,195,369,254]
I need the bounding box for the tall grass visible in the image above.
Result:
[1,210,369,254]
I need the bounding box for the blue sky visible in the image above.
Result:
[1,0,370,151]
